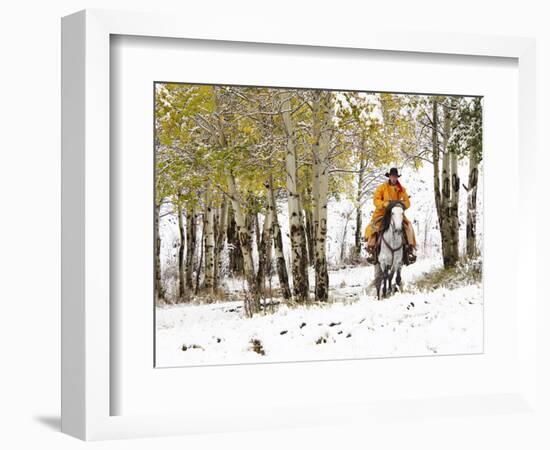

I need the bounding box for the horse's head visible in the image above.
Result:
[391,203,404,231]
[382,201,405,233]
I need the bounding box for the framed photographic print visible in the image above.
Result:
[153,83,484,368]
[62,9,539,441]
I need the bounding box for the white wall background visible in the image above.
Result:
[0,1,547,448]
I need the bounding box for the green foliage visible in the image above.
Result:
[154,84,482,219]
[448,97,483,162]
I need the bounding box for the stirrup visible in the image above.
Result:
[407,248,417,265]
[366,247,378,264]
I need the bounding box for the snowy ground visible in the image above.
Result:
[155,258,483,367]
[156,161,484,367]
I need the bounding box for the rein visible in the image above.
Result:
[380,222,404,268]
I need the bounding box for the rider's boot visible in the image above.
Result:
[366,234,378,264]
[366,245,377,265]
[406,245,417,265]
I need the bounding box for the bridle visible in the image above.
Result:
[380,213,404,268]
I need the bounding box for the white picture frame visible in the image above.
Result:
[61,9,538,441]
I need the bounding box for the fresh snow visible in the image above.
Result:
[156,161,484,367]
[155,259,483,367]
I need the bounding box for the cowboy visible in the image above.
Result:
[364,167,417,265]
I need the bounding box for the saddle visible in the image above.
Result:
[367,203,416,265]
[369,231,414,266]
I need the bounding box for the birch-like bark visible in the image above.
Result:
[466,149,479,258]
[211,87,249,290]
[267,176,292,300]
[304,199,315,266]
[298,192,310,269]
[441,104,451,260]
[203,186,215,292]
[185,206,196,292]
[256,199,273,294]
[432,100,451,268]
[311,91,332,302]
[194,215,204,295]
[438,103,458,268]
[226,170,260,315]
[280,92,309,302]
[432,100,442,222]
[213,197,228,293]
[450,143,460,263]
[227,205,244,276]
[176,200,186,301]
[155,200,165,304]
[354,155,366,259]
[253,212,262,260]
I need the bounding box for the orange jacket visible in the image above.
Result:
[364,180,410,239]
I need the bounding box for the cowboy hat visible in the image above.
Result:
[385,167,401,177]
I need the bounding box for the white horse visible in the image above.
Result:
[375,201,405,299]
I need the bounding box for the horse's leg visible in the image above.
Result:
[382,266,389,298]
[388,269,395,296]
[395,267,402,292]
[375,263,382,285]
[374,264,382,300]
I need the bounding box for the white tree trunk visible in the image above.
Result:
[155,200,165,304]
[439,103,458,268]
[273,222,292,299]
[466,149,479,258]
[185,206,196,291]
[311,91,332,302]
[256,199,273,293]
[450,144,460,262]
[203,185,215,293]
[226,170,259,315]
[267,175,292,300]
[213,197,228,293]
[177,200,186,301]
[432,100,442,222]
[354,155,366,259]
[280,93,309,302]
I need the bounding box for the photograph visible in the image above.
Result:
[153,83,483,367]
